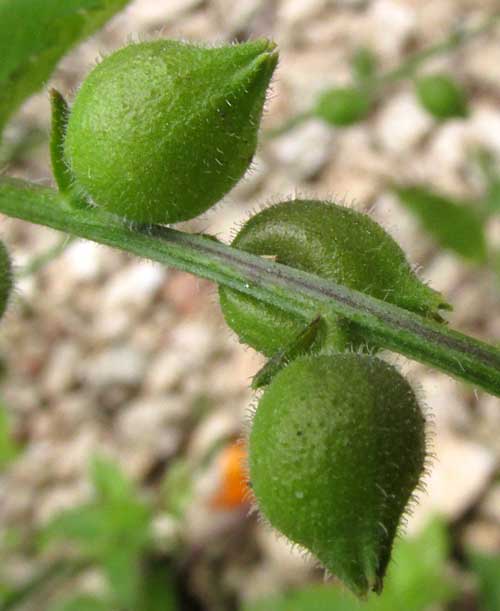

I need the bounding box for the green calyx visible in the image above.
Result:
[248,353,427,597]
[219,199,449,357]
[315,86,372,126]
[415,73,468,120]
[0,239,12,320]
[63,38,278,224]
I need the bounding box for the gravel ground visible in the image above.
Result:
[1,1,499,608]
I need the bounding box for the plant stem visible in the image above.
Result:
[1,176,499,397]
[16,234,75,278]
[264,110,313,139]
[378,13,500,85]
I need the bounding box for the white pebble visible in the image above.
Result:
[375,92,433,155]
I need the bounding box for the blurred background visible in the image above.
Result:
[1,1,500,609]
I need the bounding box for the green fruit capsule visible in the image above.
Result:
[248,353,427,597]
[315,86,371,126]
[0,240,12,320]
[219,199,449,356]
[415,73,468,120]
[63,39,278,224]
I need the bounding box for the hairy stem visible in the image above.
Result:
[1,176,499,397]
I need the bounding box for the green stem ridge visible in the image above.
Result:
[1,176,499,397]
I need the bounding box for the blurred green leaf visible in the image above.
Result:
[103,547,141,607]
[244,585,356,611]
[40,457,152,608]
[468,550,500,611]
[0,403,19,470]
[315,86,372,126]
[41,456,151,553]
[162,460,193,519]
[245,518,455,611]
[0,0,130,135]
[415,73,468,120]
[351,47,378,83]
[394,185,487,263]
[50,594,110,611]
[40,504,110,549]
[139,558,179,611]
[90,454,134,504]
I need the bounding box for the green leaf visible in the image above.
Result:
[244,585,357,611]
[162,460,193,519]
[394,185,487,263]
[0,0,130,135]
[40,457,152,608]
[139,559,179,611]
[39,504,110,549]
[90,456,152,552]
[103,548,141,607]
[41,456,151,557]
[415,73,468,120]
[315,86,372,126]
[0,403,19,470]
[467,550,500,611]
[89,454,134,504]
[50,594,110,611]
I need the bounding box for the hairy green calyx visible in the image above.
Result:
[63,38,278,224]
[248,353,427,597]
[219,199,449,356]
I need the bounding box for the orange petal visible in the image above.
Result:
[210,441,249,509]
